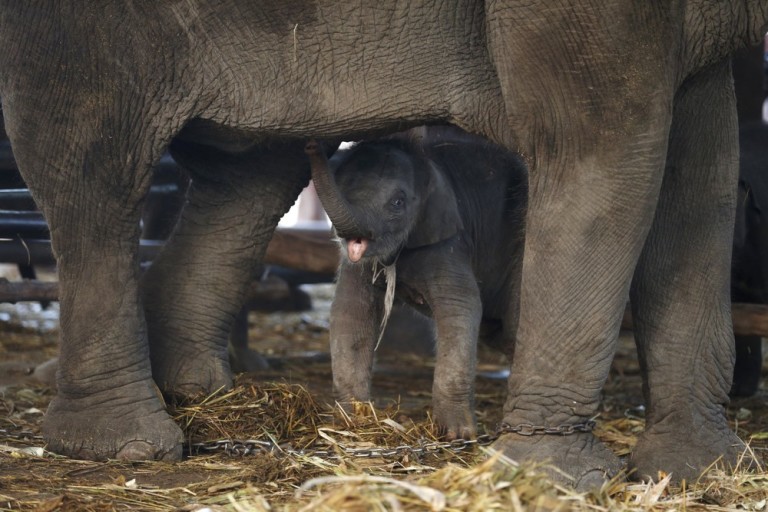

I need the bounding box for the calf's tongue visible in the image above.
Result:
[347,238,368,262]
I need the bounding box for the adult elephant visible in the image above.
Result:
[0,1,765,488]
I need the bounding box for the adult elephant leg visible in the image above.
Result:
[3,105,184,461]
[491,118,670,487]
[485,4,674,489]
[629,61,744,481]
[493,152,665,488]
[142,141,309,396]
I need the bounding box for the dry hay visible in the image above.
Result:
[2,375,768,511]
[2,282,767,510]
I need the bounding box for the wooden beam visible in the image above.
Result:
[0,276,302,305]
[3,277,768,341]
[264,228,339,275]
[0,228,340,271]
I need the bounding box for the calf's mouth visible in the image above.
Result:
[346,237,369,262]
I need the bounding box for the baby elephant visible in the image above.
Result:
[305,126,527,439]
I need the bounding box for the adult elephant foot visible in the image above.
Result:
[228,344,271,373]
[630,418,750,482]
[149,341,234,398]
[42,379,184,461]
[490,431,623,490]
[228,308,270,374]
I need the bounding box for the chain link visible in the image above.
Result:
[496,420,596,437]
[2,421,596,461]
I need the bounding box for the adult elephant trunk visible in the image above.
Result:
[304,141,370,262]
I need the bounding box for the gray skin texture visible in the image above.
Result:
[0,1,766,489]
[306,127,526,441]
[731,121,768,396]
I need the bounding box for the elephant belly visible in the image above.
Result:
[394,285,433,318]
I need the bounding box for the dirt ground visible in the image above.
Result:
[1,281,767,511]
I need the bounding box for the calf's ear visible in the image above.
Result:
[406,162,463,248]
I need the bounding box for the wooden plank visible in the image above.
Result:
[0,228,340,272]
[0,277,297,305]
[3,276,768,341]
[264,229,338,275]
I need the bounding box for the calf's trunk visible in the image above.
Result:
[304,141,371,259]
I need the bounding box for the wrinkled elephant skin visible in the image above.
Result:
[0,1,766,489]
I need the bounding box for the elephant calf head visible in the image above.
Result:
[305,137,463,266]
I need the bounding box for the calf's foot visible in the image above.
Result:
[432,398,477,440]
[42,379,183,461]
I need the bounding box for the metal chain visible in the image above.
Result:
[0,427,44,442]
[189,420,596,459]
[188,432,500,459]
[1,420,596,460]
[496,420,596,437]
